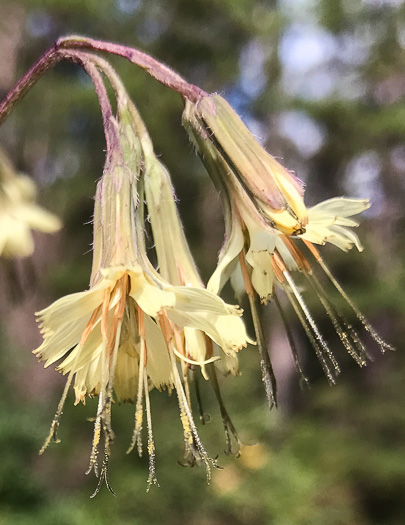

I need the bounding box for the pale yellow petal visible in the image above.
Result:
[173,286,242,316]
[207,219,245,295]
[167,308,250,355]
[58,320,103,373]
[3,218,34,257]
[128,269,176,317]
[212,314,253,354]
[36,287,105,334]
[302,197,368,252]
[21,204,62,233]
[34,316,89,367]
[144,314,174,388]
[246,250,274,303]
[73,353,104,401]
[308,197,370,218]
[184,327,208,366]
[114,338,139,403]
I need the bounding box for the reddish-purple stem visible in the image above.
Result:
[59,50,121,166]
[0,45,61,126]
[0,35,207,127]
[57,36,207,102]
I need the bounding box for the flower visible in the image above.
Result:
[208,195,371,304]
[183,94,308,236]
[302,197,370,252]
[0,148,61,258]
[133,104,246,455]
[183,93,394,405]
[34,86,250,493]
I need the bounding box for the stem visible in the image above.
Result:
[0,35,207,127]
[58,50,120,161]
[0,47,119,156]
[0,45,61,126]
[57,35,207,102]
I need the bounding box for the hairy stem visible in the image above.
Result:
[0,45,61,126]
[57,35,207,102]
[58,50,120,161]
[0,35,206,127]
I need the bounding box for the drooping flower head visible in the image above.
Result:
[123,99,247,456]
[34,63,250,493]
[183,93,394,406]
[0,148,61,258]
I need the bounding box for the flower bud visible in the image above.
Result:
[183,94,308,236]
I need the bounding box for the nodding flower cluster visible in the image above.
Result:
[33,61,250,495]
[183,94,394,407]
[0,40,394,495]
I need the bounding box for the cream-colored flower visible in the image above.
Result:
[117,86,250,455]
[35,265,175,404]
[207,194,370,303]
[34,83,250,492]
[183,94,370,301]
[183,94,308,236]
[129,108,247,454]
[136,107,244,370]
[183,92,393,404]
[302,197,370,252]
[0,148,61,258]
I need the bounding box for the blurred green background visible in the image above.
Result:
[0,0,405,523]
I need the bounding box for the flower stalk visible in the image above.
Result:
[183,91,395,398]
[0,35,206,127]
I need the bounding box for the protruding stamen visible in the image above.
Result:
[207,361,241,457]
[283,280,336,385]
[144,369,159,491]
[86,386,104,477]
[319,258,395,353]
[182,362,192,408]
[304,241,395,354]
[90,448,117,498]
[193,368,211,424]
[39,368,75,455]
[239,251,277,409]
[304,270,368,366]
[170,346,217,482]
[102,317,122,448]
[283,265,340,372]
[273,292,310,388]
[127,305,146,456]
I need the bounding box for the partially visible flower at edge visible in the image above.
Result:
[0,148,61,258]
[183,93,394,407]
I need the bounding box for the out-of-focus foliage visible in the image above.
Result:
[0,0,404,523]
